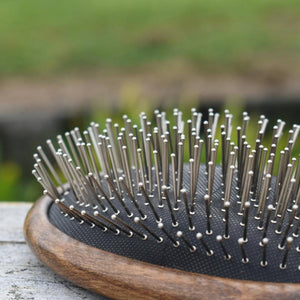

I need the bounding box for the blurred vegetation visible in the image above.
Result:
[1,0,300,77]
[0,0,299,201]
[0,161,38,202]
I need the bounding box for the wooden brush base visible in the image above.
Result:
[24,194,300,300]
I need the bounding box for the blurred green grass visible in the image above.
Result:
[1,0,300,77]
[0,0,299,202]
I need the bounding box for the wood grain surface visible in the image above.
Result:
[0,202,103,300]
[24,195,300,300]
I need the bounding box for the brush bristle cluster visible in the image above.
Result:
[33,108,300,272]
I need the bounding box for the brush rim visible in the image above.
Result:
[24,194,300,300]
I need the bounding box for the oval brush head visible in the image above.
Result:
[25,108,300,299]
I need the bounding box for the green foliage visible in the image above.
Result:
[0,161,40,201]
[0,161,21,200]
[0,0,300,77]
[0,0,299,201]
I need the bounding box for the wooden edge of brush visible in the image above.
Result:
[24,194,300,300]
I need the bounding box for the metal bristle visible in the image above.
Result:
[33,108,300,271]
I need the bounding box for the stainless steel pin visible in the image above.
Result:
[177,231,196,252]
[238,238,249,264]
[134,217,162,243]
[280,237,293,269]
[216,235,231,260]
[196,232,213,256]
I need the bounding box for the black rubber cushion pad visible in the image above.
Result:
[48,165,300,283]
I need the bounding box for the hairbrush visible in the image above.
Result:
[24,108,300,299]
